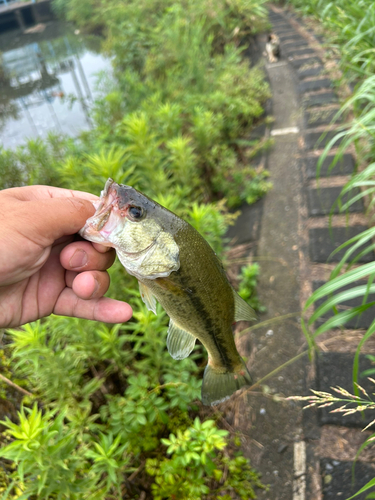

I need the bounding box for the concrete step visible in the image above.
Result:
[286,47,316,58]
[278,33,306,42]
[305,154,355,178]
[298,66,324,79]
[309,226,373,263]
[304,107,342,127]
[281,40,309,50]
[321,458,375,499]
[307,186,363,216]
[289,56,322,68]
[299,78,332,93]
[303,91,338,107]
[304,130,342,150]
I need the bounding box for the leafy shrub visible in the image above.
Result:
[147,418,264,500]
[0,310,264,498]
[0,134,76,190]
[83,0,271,207]
[238,263,267,313]
[0,0,272,497]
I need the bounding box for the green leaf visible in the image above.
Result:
[305,263,375,310]
[309,284,375,325]
[346,477,375,499]
[313,303,375,338]
[137,414,147,425]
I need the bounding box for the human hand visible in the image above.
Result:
[0,185,133,328]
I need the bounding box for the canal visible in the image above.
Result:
[0,21,111,149]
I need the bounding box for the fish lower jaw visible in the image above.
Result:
[79,226,107,245]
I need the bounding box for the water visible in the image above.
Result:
[0,21,111,149]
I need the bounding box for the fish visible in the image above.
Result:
[79,179,256,405]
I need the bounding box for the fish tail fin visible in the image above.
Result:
[201,359,252,406]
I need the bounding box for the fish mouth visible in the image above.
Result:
[80,179,158,255]
[79,179,120,243]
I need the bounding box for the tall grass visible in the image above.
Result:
[284,0,375,496]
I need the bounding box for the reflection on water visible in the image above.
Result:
[0,22,111,149]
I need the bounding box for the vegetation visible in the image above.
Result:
[0,0,271,497]
[238,263,266,314]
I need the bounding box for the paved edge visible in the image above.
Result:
[234,23,307,500]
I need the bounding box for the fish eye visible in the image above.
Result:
[128,205,144,221]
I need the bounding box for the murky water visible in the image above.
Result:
[0,21,111,149]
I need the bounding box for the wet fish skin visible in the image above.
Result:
[80,179,255,405]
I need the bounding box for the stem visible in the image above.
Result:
[128,461,145,482]
[0,373,33,397]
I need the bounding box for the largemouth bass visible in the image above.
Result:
[80,179,256,405]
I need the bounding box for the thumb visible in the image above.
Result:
[19,197,96,245]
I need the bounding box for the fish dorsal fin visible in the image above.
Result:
[167,320,196,360]
[232,288,257,322]
[139,282,157,315]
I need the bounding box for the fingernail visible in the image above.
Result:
[69,250,88,269]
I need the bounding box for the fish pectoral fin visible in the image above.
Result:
[201,358,252,406]
[167,320,196,360]
[232,288,257,322]
[139,282,157,315]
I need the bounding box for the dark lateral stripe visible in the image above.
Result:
[179,274,234,370]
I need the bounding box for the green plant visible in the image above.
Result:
[0,405,93,499]
[0,285,264,498]
[146,417,265,500]
[238,263,266,313]
[210,144,272,208]
[0,133,74,190]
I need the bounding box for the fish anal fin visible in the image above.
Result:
[167,320,196,360]
[139,282,157,315]
[201,358,252,406]
[233,288,257,322]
